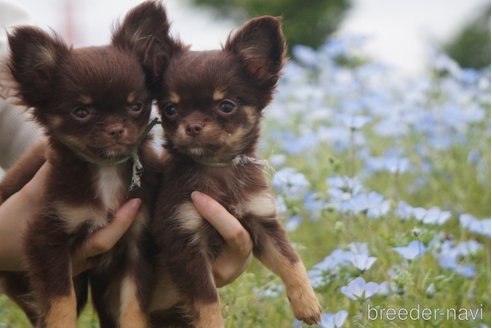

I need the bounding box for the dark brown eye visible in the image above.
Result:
[71,106,91,121]
[219,99,237,115]
[128,102,143,114]
[163,103,178,118]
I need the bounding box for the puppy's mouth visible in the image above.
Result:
[175,141,224,160]
[93,143,133,160]
[180,144,221,157]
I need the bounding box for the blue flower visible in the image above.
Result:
[327,176,364,195]
[393,240,427,260]
[285,215,303,232]
[304,192,326,221]
[341,277,380,301]
[460,214,491,237]
[272,168,310,199]
[346,192,391,218]
[365,155,410,174]
[278,131,319,155]
[320,310,349,328]
[412,207,452,225]
[396,201,414,220]
[349,254,377,272]
[432,239,481,278]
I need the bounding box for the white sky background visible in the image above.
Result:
[6,0,491,76]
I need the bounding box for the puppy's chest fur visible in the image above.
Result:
[157,159,277,252]
[52,165,129,234]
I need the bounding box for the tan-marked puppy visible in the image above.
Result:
[0,2,177,326]
[150,16,322,327]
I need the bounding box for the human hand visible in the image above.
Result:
[191,191,253,288]
[71,198,141,275]
[0,162,141,274]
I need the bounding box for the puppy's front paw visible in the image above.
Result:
[288,287,322,325]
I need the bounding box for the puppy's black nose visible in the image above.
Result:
[106,123,125,138]
[186,123,204,137]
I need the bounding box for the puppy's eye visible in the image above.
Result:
[71,106,91,121]
[219,99,237,115]
[128,102,144,116]
[163,103,178,118]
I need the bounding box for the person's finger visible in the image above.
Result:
[191,191,252,255]
[213,248,253,287]
[82,198,141,258]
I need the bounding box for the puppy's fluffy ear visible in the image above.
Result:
[225,16,286,89]
[8,27,69,109]
[112,1,183,93]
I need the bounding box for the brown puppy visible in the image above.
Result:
[0,2,175,327]
[150,16,322,327]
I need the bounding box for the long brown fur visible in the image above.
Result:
[150,16,322,327]
[0,2,176,327]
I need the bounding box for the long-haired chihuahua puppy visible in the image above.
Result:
[150,16,322,327]
[0,2,175,327]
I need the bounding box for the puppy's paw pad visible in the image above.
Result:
[289,289,322,325]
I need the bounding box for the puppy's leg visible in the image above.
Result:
[165,240,223,328]
[90,216,151,328]
[27,216,77,328]
[119,274,148,328]
[252,218,322,325]
[0,140,47,203]
[2,272,39,325]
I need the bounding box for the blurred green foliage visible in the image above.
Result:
[446,5,491,69]
[189,0,351,52]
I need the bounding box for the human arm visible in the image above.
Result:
[0,162,141,274]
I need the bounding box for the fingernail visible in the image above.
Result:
[191,191,206,205]
[128,198,142,210]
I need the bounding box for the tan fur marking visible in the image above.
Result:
[149,272,183,311]
[45,288,77,328]
[243,191,277,218]
[48,116,63,129]
[258,236,321,324]
[193,300,224,328]
[127,91,136,103]
[55,203,107,233]
[243,106,257,125]
[120,276,147,328]
[169,92,180,104]
[225,106,257,151]
[79,95,92,104]
[212,89,225,101]
[174,202,203,232]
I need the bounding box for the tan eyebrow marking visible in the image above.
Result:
[127,92,136,103]
[213,89,226,101]
[79,95,92,104]
[169,92,180,103]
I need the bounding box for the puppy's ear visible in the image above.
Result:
[225,16,286,88]
[8,27,69,109]
[112,1,183,93]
